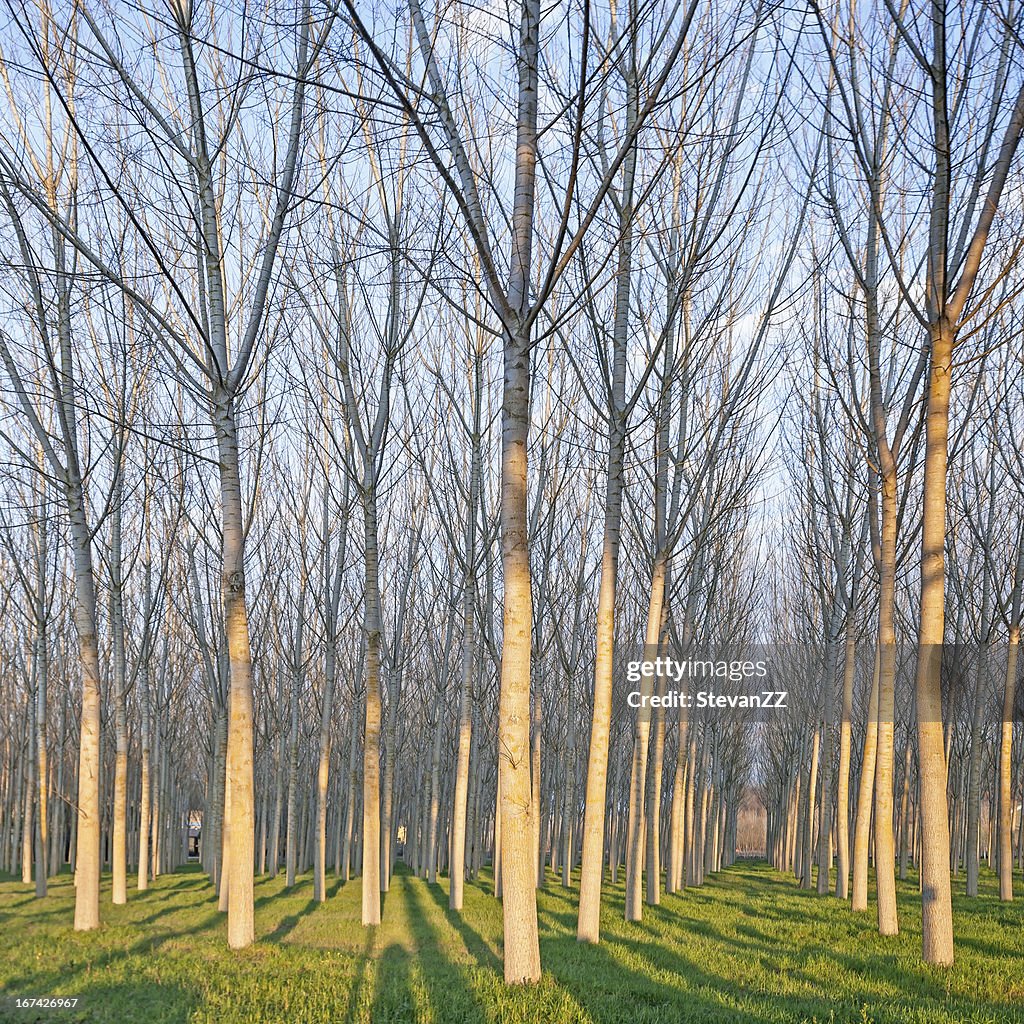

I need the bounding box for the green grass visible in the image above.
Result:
[1,860,1022,1023]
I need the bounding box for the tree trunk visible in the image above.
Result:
[913,320,954,964]
[137,660,151,891]
[450,573,477,908]
[852,651,880,911]
[314,638,338,901]
[286,661,300,887]
[110,492,128,906]
[999,624,1020,900]
[69,484,104,932]
[625,552,667,920]
[360,489,383,925]
[497,319,541,981]
[835,625,856,898]
[213,394,257,949]
[427,696,444,884]
[33,626,48,896]
[802,722,820,890]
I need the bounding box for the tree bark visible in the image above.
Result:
[360,489,383,925]
[852,651,880,912]
[213,394,257,949]
[835,625,856,898]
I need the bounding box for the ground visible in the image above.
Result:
[1,861,1022,1024]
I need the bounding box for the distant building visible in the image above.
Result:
[188,820,201,860]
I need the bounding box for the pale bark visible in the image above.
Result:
[531,698,543,888]
[999,622,1020,900]
[624,552,667,920]
[913,320,954,964]
[341,708,359,882]
[360,490,383,925]
[426,692,444,884]
[852,651,880,912]
[109,487,128,905]
[450,463,479,906]
[576,46,638,946]
[214,394,257,949]
[32,509,49,895]
[137,656,151,891]
[835,624,856,898]
[34,629,48,896]
[286,643,301,887]
[801,722,819,890]
[314,625,341,901]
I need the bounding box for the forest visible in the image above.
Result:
[1,0,1023,1021]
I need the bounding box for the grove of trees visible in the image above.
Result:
[0,0,1022,986]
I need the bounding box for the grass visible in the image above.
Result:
[1,860,1022,1024]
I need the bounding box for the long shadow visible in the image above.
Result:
[424,880,501,971]
[538,875,817,1022]
[541,926,769,1024]
[0,893,51,910]
[956,933,1024,958]
[254,885,290,911]
[135,883,221,928]
[1,978,198,1024]
[2,928,182,1004]
[266,898,318,943]
[138,901,222,930]
[554,879,1024,1024]
[342,930,376,1024]
[400,875,491,1021]
[369,941,415,1023]
[0,903,68,925]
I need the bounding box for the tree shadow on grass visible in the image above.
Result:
[2,929,194,1017]
[0,902,68,926]
[137,902,222,930]
[265,898,318,943]
[2,978,198,1024]
[383,876,492,1022]
[0,893,52,911]
[540,927,770,1024]
[423,881,500,971]
[540,883,1024,1024]
[369,942,418,1023]
[253,886,287,911]
[134,883,220,929]
[955,933,1024,958]
[341,930,376,1024]
[820,945,1024,1023]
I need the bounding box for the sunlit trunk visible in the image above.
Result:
[137,659,151,891]
[835,625,856,898]
[852,651,880,912]
[497,320,541,979]
[314,638,338,902]
[874,473,898,935]
[360,488,383,925]
[450,528,476,908]
[213,394,256,949]
[625,553,667,919]
[33,626,48,897]
[286,659,300,887]
[999,624,1020,900]
[801,722,819,890]
[914,322,954,965]
[69,483,103,932]
[110,491,128,905]
[576,46,637,947]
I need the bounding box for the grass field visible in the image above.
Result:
[1,860,1022,1024]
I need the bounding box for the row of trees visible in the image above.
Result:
[0,0,1022,983]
